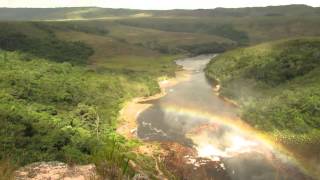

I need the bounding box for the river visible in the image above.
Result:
[137,55,312,180]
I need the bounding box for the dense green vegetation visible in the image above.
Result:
[0,20,181,178]
[179,42,236,55]
[0,24,93,64]
[0,50,167,177]
[205,38,320,168]
[32,22,110,36]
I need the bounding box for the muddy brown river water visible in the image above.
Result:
[137,55,313,180]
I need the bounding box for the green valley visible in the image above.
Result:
[0,4,319,180]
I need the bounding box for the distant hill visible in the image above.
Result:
[0,5,319,47]
[0,7,143,21]
[0,5,319,20]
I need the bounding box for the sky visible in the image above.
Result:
[0,0,319,10]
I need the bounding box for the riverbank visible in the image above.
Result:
[117,70,191,139]
[204,38,320,179]
[116,68,191,178]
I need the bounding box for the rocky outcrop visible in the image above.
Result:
[14,162,98,180]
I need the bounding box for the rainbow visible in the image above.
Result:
[161,104,313,177]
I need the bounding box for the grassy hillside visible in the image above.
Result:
[0,20,234,57]
[31,20,235,56]
[0,23,93,64]
[117,15,320,45]
[0,5,320,47]
[205,38,320,173]
[0,7,143,21]
[0,20,224,72]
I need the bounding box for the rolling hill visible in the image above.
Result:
[0,5,320,47]
[0,5,319,20]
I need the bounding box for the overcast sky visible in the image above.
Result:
[0,0,319,9]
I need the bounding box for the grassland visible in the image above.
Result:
[205,38,320,175]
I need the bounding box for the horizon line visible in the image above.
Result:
[0,4,318,11]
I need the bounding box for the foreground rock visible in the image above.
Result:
[14,162,98,180]
[160,142,230,180]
